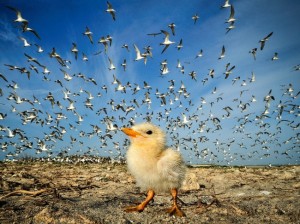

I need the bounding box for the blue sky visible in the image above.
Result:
[0,0,299,165]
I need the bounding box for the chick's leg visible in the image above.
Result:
[125,189,155,213]
[166,188,185,217]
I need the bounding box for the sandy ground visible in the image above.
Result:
[0,161,299,224]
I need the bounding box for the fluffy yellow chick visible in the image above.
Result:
[122,122,186,217]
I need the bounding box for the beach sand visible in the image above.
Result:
[0,161,299,223]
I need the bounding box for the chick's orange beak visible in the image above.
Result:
[122,128,141,138]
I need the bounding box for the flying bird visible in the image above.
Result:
[106,1,116,21]
[122,44,130,52]
[226,5,235,23]
[293,64,300,71]
[143,46,153,58]
[192,14,199,24]
[176,38,183,50]
[6,6,28,24]
[133,44,145,61]
[34,44,44,53]
[271,52,279,61]
[83,26,93,44]
[122,123,186,217]
[221,0,231,8]
[82,53,88,61]
[160,64,170,76]
[21,23,41,39]
[121,59,127,71]
[108,57,116,70]
[224,65,235,79]
[160,30,175,54]
[98,36,111,53]
[208,69,215,78]
[168,23,176,36]
[218,45,225,59]
[250,72,256,83]
[147,32,162,37]
[19,37,31,47]
[71,43,79,60]
[195,49,203,59]
[249,48,257,60]
[24,53,42,67]
[106,35,113,46]
[226,21,235,34]
[259,32,273,50]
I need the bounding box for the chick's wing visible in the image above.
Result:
[157,149,185,182]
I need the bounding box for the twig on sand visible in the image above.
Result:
[0,189,48,200]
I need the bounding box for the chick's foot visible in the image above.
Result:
[124,205,145,213]
[166,205,186,217]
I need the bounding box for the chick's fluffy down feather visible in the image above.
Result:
[127,147,186,192]
[157,149,186,190]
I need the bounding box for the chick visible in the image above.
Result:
[122,122,186,217]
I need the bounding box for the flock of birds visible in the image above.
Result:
[0,1,299,165]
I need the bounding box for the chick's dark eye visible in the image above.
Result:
[146,130,153,135]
